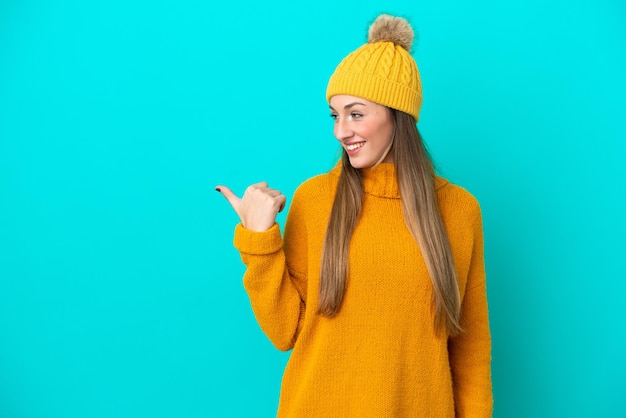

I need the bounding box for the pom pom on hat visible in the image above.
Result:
[326,14,423,121]
[367,14,414,51]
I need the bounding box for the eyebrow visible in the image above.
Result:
[329,102,367,111]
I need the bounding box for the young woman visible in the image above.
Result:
[217,14,492,418]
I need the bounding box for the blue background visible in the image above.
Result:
[1,0,625,417]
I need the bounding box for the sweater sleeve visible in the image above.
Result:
[448,202,493,417]
[233,187,308,352]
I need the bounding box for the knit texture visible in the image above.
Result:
[326,15,423,120]
[234,163,492,417]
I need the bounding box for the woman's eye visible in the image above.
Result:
[351,113,363,119]
[330,114,338,121]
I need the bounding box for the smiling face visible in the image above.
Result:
[329,95,395,169]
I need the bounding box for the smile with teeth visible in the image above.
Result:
[346,142,365,151]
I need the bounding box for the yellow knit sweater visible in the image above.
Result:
[233,163,492,417]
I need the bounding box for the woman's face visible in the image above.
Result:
[329,95,394,169]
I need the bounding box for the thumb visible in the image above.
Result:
[215,185,241,213]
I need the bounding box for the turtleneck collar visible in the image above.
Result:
[328,162,399,198]
[361,162,400,198]
[329,161,449,199]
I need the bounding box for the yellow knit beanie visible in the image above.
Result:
[326,14,422,121]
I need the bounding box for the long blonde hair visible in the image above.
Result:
[318,109,462,335]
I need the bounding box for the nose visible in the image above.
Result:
[334,118,354,141]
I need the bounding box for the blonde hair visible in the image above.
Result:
[318,110,462,335]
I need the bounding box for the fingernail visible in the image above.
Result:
[215,187,221,192]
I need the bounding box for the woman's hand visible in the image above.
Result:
[216,182,286,232]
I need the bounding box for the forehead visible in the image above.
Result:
[329,95,379,109]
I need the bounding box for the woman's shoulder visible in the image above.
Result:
[285,167,340,219]
[293,166,341,198]
[435,176,481,219]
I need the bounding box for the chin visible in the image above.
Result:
[348,157,375,169]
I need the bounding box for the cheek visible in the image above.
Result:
[354,122,371,139]
[383,119,395,144]
[373,122,394,146]
[385,126,394,145]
